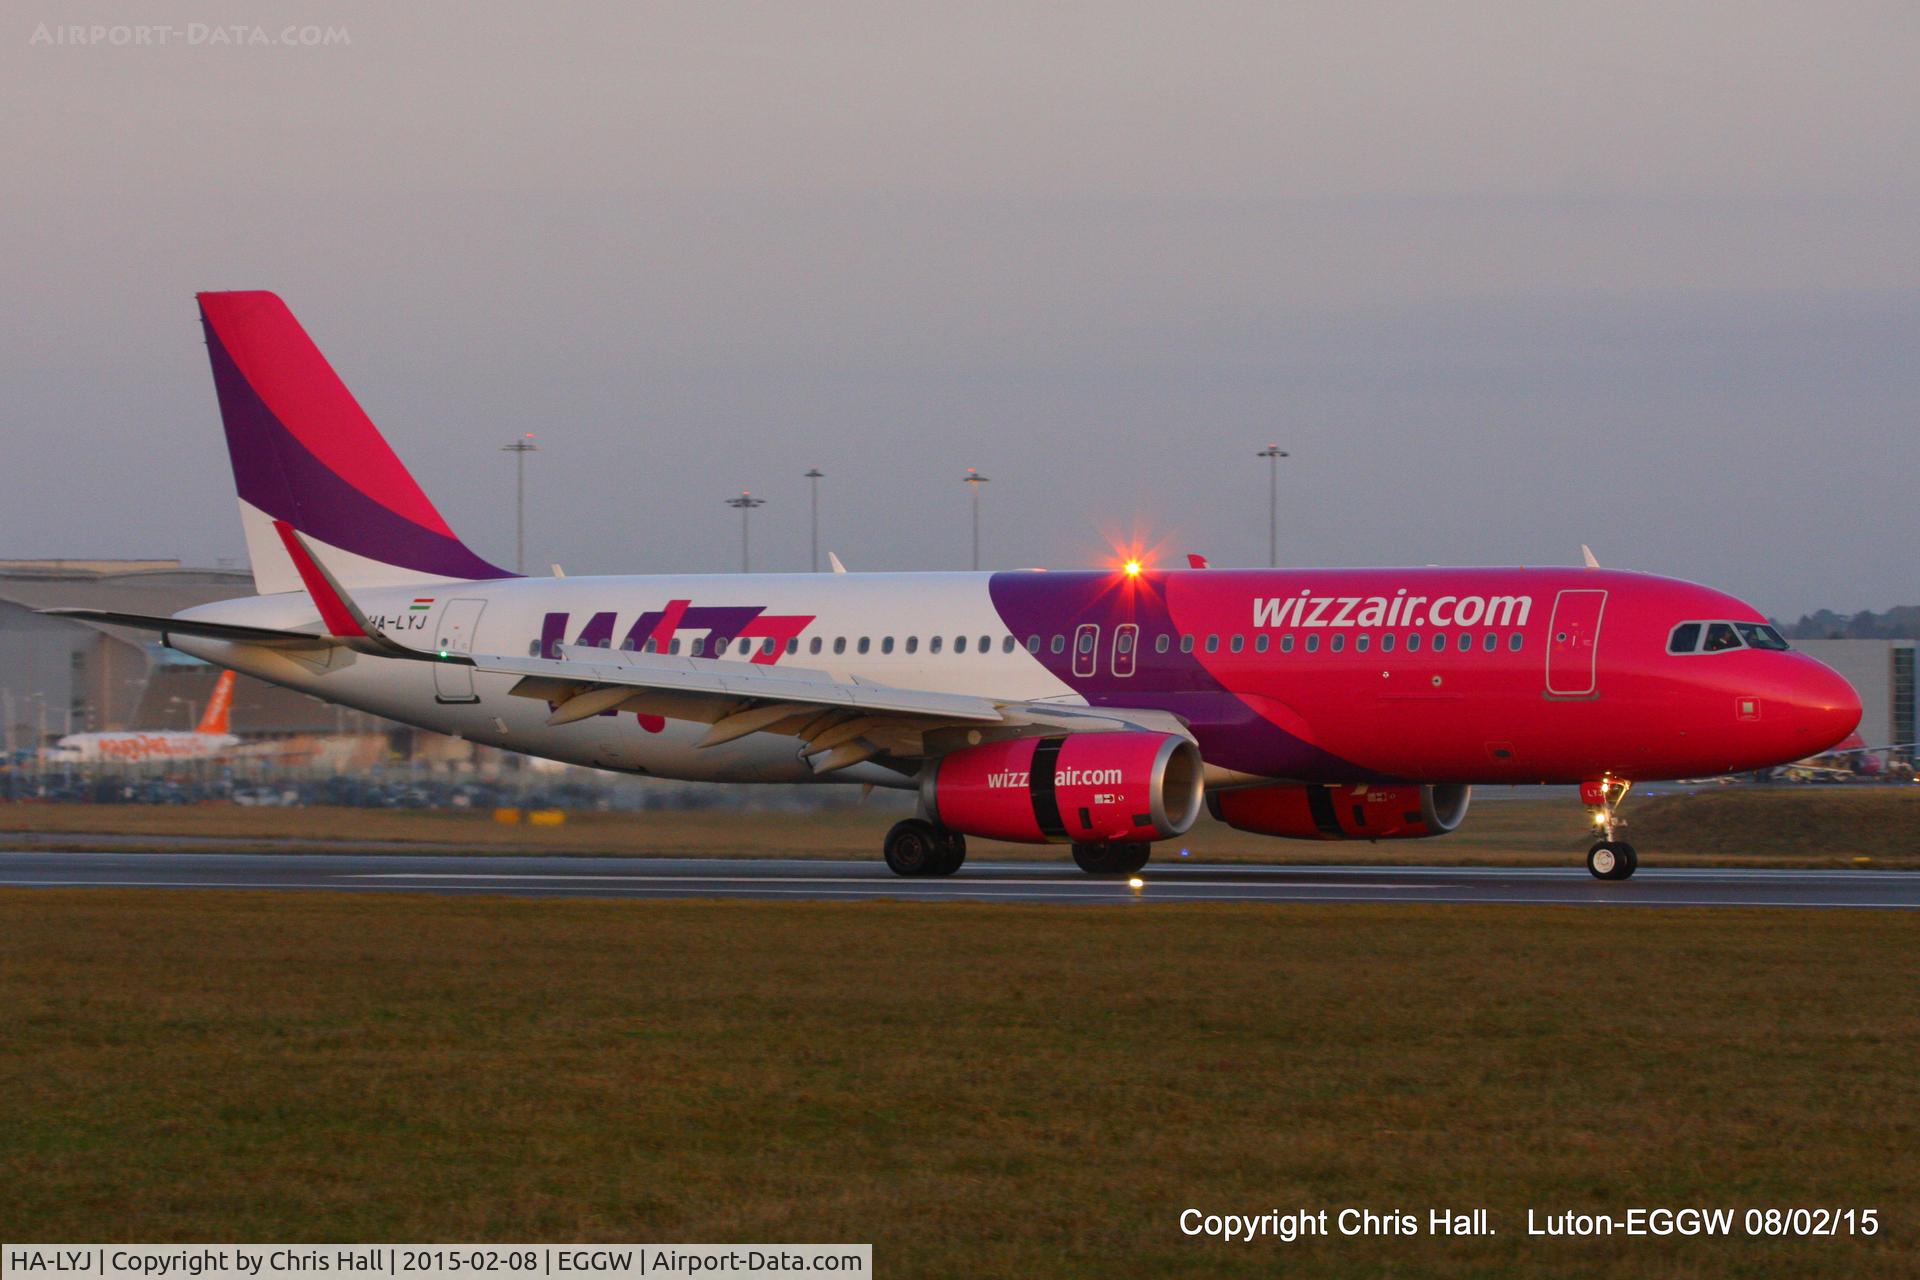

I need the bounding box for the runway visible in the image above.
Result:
[0,850,1913,908]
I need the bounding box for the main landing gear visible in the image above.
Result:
[1072,842,1151,875]
[883,819,966,877]
[1582,776,1637,880]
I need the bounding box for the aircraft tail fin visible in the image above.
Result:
[195,291,511,594]
[195,670,236,735]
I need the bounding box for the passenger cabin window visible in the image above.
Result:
[1255,634,1269,653]
[980,635,991,652]
[785,638,797,655]
[691,638,706,656]
[1155,634,1170,654]
[833,637,847,655]
[906,636,919,654]
[857,637,871,655]
[1205,635,1220,653]
[1027,636,1042,653]
[1002,636,1016,653]
[669,638,682,655]
[956,636,968,654]
[1355,635,1370,653]
[1406,633,1420,652]
[1050,635,1065,654]
[1179,635,1195,654]
[881,636,894,654]
[1229,635,1244,653]
[809,637,822,655]
[931,636,944,654]
[1483,633,1497,652]
[1379,633,1394,653]
[1280,635,1294,653]
[1305,635,1320,653]
[1508,633,1523,652]
[1330,634,1345,653]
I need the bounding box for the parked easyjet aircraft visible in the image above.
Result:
[48,670,238,764]
[51,293,1862,879]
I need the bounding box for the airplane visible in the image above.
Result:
[48,670,238,764]
[48,291,1863,880]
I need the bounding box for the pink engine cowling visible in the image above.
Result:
[1208,782,1471,840]
[922,732,1205,844]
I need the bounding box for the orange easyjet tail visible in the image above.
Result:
[195,670,236,735]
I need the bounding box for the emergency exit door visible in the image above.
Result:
[433,598,487,703]
[1072,623,1101,678]
[1545,589,1606,696]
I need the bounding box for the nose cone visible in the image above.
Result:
[1791,659,1863,756]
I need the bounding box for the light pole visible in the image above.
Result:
[501,434,539,574]
[804,468,824,572]
[963,468,990,571]
[1257,445,1289,567]
[726,490,766,573]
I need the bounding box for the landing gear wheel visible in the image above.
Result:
[1587,840,1638,881]
[930,830,967,877]
[1072,842,1149,875]
[884,819,942,877]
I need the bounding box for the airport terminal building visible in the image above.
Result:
[0,559,377,747]
[1795,639,1917,756]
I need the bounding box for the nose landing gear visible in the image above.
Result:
[1581,776,1637,880]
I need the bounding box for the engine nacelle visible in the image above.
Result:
[923,732,1205,845]
[1208,782,1471,841]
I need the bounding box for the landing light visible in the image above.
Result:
[1127,876,1145,889]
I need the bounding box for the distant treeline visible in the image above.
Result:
[1776,607,1920,640]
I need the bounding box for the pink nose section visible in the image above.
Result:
[1795,662,1862,754]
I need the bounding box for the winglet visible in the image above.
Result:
[1187,553,1210,569]
[1581,544,1601,569]
[273,521,419,656]
[274,521,364,636]
[828,552,849,574]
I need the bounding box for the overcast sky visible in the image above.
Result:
[5,2,1917,617]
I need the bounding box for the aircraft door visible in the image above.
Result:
[433,598,487,703]
[1111,623,1139,677]
[1545,589,1606,696]
[1072,623,1101,678]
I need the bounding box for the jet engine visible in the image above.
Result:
[1209,782,1471,840]
[922,732,1205,845]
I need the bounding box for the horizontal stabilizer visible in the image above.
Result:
[40,608,333,650]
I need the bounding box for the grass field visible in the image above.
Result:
[1,787,1917,867]
[1,890,1913,1277]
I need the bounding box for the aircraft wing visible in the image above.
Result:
[473,644,1190,773]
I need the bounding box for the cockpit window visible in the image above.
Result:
[1670,620,1794,655]
[1703,623,1742,652]
[1736,622,1791,651]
